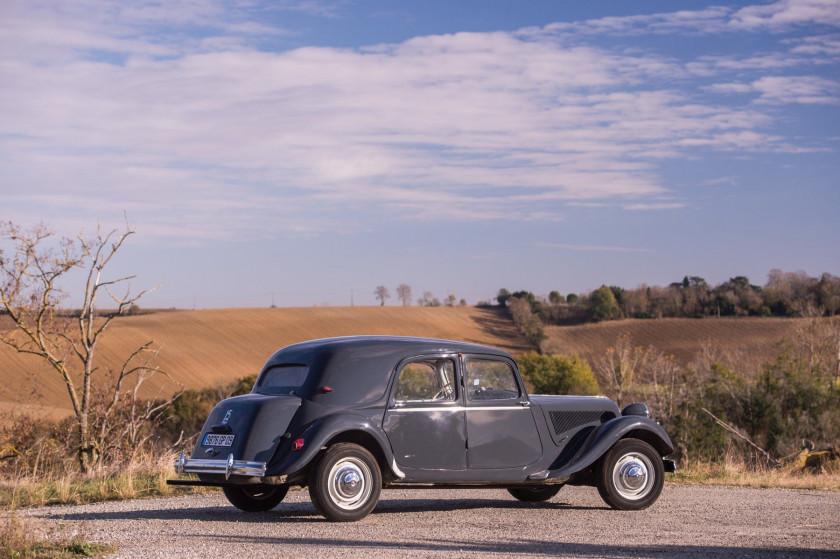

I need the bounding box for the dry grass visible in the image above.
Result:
[1,306,530,419]
[0,455,211,510]
[671,458,840,491]
[1,509,114,558]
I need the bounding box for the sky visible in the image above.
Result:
[1,0,838,308]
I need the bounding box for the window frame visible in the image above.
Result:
[462,356,524,403]
[389,354,461,407]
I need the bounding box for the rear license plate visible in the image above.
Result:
[202,433,235,447]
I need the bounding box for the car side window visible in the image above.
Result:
[466,359,519,401]
[394,359,456,402]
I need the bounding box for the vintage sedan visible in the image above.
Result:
[170,336,676,521]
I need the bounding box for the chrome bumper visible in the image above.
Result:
[174,452,266,479]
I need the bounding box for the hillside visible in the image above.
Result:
[1,309,808,420]
[542,317,802,366]
[0,306,530,419]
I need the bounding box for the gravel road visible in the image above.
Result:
[25,484,840,558]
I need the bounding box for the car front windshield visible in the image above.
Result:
[257,364,309,395]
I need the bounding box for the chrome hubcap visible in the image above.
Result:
[327,458,371,510]
[612,453,654,500]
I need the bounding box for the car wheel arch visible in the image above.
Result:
[322,429,397,483]
[620,428,673,457]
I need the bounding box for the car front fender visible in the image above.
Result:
[268,412,399,480]
[538,415,674,480]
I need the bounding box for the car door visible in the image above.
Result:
[463,355,542,469]
[382,355,467,470]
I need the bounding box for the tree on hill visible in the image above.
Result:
[374,285,390,306]
[396,284,412,306]
[588,285,622,321]
[0,220,176,473]
[496,288,511,307]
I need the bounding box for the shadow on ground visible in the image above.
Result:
[39,497,602,524]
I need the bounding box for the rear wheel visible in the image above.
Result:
[507,485,562,502]
[309,443,382,522]
[596,438,664,510]
[223,485,288,512]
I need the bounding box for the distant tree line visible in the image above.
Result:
[373,284,466,307]
[496,270,840,329]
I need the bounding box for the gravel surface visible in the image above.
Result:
[24,484,840,558]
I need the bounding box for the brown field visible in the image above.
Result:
[542,316,803,366]
[0,306,529,419]
[1,309,808,420]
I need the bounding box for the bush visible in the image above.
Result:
[588,286,622,321]
[516,352,600,396]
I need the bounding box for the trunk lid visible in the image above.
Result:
[191,393,301,464]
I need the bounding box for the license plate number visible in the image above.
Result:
[203,433,235,447]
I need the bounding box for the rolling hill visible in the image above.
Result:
[0,306,530,419]
[0,308,806,420]
[542,317,803,366]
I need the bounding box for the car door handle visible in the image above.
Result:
[519,401,531,407]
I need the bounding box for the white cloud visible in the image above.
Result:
[789,33,840,56]
[706,75,840,104]
[1,1,837,241]
[730,0,840,30]
[524,0,840,37]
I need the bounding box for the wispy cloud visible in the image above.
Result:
[535,243,654,253]
[706,75,840,104]
[730,0,840,30]
[622,203,686,211]
[524,0,840,37]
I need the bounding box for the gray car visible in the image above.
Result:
[170,336,675,521]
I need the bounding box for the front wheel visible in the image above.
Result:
[309,443,382,522]
[223,485,288,512]
[596,438,664,510]
[507,485,562,502]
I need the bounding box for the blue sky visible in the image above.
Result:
[1,0,838,308]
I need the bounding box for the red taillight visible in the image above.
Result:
[320,385,333,393]
[293,438,304,451]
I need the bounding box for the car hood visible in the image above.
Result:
[530,395,620,444]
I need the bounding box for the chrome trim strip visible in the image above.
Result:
[174,452,266,478]
[389,406,529,412]
[390,458,406,479]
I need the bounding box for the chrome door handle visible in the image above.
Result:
[519,401,531,407]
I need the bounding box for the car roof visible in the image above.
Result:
[278,335,511,358]
[259,336,514,404]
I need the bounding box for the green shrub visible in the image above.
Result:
[516,352,600,396]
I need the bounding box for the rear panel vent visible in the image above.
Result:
[548,411,604,436]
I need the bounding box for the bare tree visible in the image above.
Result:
[0,220,174,473]
[593,334,645,407]
[396,284,412,306]
[373,285,390,306]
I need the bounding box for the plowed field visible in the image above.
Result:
[0,306,529,419]
[543,317,802,365]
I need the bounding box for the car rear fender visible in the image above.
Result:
[539,416,674,480]
[269,412,400,480]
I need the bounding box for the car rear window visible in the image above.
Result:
[257,364,309,394]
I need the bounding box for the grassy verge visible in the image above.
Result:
[0,457,212,510]
[670,459,840,491]
[1,510,114,558]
